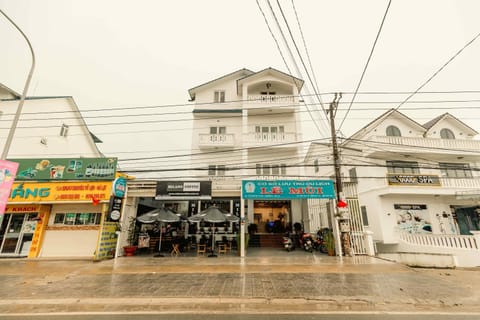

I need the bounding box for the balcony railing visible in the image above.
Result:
[198,134,235,148]
[368,136,480,155]
[246,95,295,105]
[244,132,297,146]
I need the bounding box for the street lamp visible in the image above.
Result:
[0,8,36,160]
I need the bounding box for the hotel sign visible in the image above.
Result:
[242,180,335,200]
[387,174,441,186]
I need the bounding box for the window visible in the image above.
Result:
[439,163,472,178]
[386,125,401,137]
[314,159,319,173]
[349,167,358,183]
[440,128,455,139]
[214,90,225,103]
[210,126,226,134]
[255,125,286,141]
[54,212,101,225]
[386,160,420,174]
[360,206,369,226]
[256,163,286,175]
[60,124,69,137]
[208,165,226,176]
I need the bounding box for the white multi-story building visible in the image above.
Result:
[188,68,307,235]
[0,83,116,259]
[305,108,480,266]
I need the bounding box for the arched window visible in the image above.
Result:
[386,125,401,137]
[440,128,455,139]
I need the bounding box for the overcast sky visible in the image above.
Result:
[1,0,480,175]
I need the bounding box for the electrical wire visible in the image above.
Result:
[338,0,392,132]
[395,31,480,110]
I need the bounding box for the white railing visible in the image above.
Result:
[440,177,480,189]
[370,136,480,153]
[198,134,235,147]
[400,232,479,250]
[246,95,295,105]
[245,132,297,145]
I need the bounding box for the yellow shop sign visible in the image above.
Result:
[8,182,112,203]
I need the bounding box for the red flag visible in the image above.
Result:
[337,200,348,208]
[91,196,100,206]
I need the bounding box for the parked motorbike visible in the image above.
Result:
[300,233,314,252]
[313,228,330,254]
[282,233,295,252]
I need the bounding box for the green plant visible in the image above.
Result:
[323,229,335,255]
[125,216,139,246]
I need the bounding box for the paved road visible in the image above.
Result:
[0,249,479,315]
[1,313,480,320]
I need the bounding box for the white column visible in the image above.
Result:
[240,194,245,257]
[364,230,376,256]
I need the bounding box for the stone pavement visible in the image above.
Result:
[0,248,479,315]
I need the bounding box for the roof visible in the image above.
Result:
[187,67,304,101]
[0,83,21,99]
[423,112,478,134]
[236,67,304,93]
[348,108,426,141]
[188,68,255,100]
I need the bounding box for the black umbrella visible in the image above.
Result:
[136,207,179,257]
[188,206,227,257]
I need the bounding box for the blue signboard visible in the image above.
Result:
[242,180,335,200]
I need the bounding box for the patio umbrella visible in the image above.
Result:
[136,207,179,257]
[188,206,227,257]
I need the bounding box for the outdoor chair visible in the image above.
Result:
[197,244,207,256]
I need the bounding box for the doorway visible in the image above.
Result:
[0,213,38,256]
[253,200,290,234]
[454,206,480,235]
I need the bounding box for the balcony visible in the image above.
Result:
[244,95,297,113]
[244,132,297,148]
[198,134,235,149]
[365,136,480,159]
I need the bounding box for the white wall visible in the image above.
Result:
[0,97,101,158]
[39,203,101,258]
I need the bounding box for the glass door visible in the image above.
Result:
[0,213,37,255]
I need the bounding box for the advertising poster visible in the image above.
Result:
[94,221,119,260]
[395,204,432,234]
[0,160,19,216]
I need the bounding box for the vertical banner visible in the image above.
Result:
[0,160,19,215]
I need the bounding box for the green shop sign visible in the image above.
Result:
[10,158,118,181]
[242,180,335,199]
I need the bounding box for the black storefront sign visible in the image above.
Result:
[107,196,123,221]
[394,204,427,210]
[155,181,212,200]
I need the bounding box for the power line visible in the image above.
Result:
[395,31,480,110]
[338,0,392,132]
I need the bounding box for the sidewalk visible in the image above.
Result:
[0,248,479,315]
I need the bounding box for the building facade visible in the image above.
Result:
[0,83,117,259]
[305,109,480,266]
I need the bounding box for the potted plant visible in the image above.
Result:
[324,229,335,256]
[123,216,139,256]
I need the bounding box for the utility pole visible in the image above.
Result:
[328,93,353,257]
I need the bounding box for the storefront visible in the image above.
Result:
[1,157,118,258]
[3,181,112,258]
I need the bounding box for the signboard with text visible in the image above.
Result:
[155,181,212,200]
[242,180,335,200]
[8,181,112,203]
[387,174,441,186]
[10,158,117,181]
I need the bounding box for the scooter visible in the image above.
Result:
[301,233,314,252]
[282,234,295,252]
